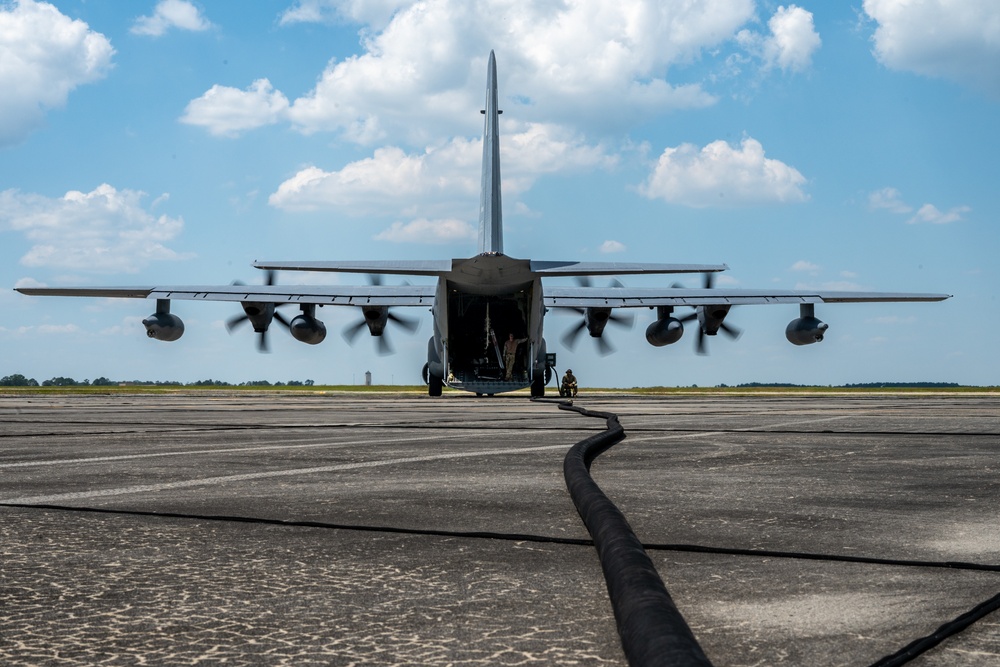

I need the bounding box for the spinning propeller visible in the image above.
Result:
[225,270,291,353]
[676,273,742,355]
[341,275,420,355]
[560,278,634,356]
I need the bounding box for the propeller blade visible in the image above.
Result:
[608,311,634,328]
[226,313,249,332]
[258,330,269,353]
[387,311,420,334]
[376,333,393,356]
[695,328,707,355]
[595,335,614,356]
[561,320,587,350]
[342,319,367,345]
[273,310,291,329]
[720,321,742,340]
[265,270,276,286]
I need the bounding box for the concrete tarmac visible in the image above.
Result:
[1,391,999,666]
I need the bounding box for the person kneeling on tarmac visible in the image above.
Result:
[560,369,578,397]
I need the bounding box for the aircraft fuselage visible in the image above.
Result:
[428,254,548,395]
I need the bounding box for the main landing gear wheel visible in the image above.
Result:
[423,363,443,396]
[530,377,545,398]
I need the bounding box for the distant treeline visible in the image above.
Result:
[0,374,314,388]
[729,382,962,388]
[0,374,973,389]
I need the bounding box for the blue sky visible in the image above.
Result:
[1,0,996,387]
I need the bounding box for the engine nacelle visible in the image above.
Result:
[239,301,277,333]
[289,313,326,345]
[362,306,389,336]
[786,304,829,345]
[142,312,184,341]
[645,317,683,347]
[585,307,612,337]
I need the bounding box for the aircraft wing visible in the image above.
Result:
[544,286,952,308]
[15,284,437,307]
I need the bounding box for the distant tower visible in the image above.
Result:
[364,371,372,386]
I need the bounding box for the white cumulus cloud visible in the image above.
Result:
[180,79,289,137]
[639,137,808,207]
[864,0,1000,97]
[738,5,821,73]
[270,143,478,213]
[764,5,821,72]
[868,187,969,224]
[908,203,970,224]
[868,186,912,213]
[187,0,760,143]
[0,0,114,147]
[599,240,627,254]
[790,260,820,272]
[131,0,212,37]
[0,184,191,273]
[374,218,477,243]
[280,0,411,30]
[269,123,613,217]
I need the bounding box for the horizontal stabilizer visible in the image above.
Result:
[253,260,453,276]
[530,261,729,276]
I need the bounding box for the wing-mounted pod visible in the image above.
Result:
[142,299,184,342]
[786,303,829,345]
[289,303,326,345]
[645,306,684,347]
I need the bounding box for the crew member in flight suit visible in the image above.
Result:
[504,333,527,380]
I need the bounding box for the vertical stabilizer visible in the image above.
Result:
[478,51,503,255]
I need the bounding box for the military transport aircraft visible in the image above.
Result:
[16,52,950,397]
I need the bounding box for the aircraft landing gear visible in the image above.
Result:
[424,363,443,397]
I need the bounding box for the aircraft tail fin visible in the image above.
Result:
[478,50,503,255]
